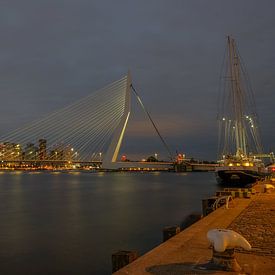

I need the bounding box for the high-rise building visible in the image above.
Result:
[24,143,38,160]
[1,142,22,160]
[0,143,4,160]
[38,139,47,160]
[49,147,63,160]
[14,143,22,160]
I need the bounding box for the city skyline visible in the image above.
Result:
[0,1,274,160]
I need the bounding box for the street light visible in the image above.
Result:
[99,152,102,161]
[154,153,158,161]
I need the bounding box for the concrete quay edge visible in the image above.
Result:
[114,197,255,274]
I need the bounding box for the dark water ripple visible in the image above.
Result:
[0,171,219,274]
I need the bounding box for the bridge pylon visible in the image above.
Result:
[102,71,132,169]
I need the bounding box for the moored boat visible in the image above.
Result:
[215,36,267,186]
[215,155,265,185]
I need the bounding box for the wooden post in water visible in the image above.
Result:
[162,225,180,242]
[181,213,202,230]
[112,250,138,273]
[202,198,216,216]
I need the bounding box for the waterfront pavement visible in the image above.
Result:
[114,182,275,274]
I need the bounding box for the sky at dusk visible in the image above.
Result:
[0,0,274,160]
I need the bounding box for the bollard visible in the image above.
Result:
[112,250,138,273]
[162,225,180,242]
[211,247,241,271]
[207,229,251,272]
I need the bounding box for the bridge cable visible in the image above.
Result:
[130,84,173,160]
[0,76,128,162]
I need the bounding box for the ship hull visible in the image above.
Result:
[215,169,263,186]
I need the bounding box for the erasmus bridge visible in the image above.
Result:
[0,72,175,170]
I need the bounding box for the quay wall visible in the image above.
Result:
[114,181,275,274]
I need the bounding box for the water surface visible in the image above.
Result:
[0,171,219,274]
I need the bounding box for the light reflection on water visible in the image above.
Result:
[0,171,219,275]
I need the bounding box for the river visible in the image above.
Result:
[0,171,220,274]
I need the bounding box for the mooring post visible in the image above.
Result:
[211,247,241,272]
[111,250,138,273]
[181,213,202,230]
[202,197,216,216]
[207,229,251,272]
[162,225,180,242]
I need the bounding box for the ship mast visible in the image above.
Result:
[218,36,263,159]
[227,36,247,157]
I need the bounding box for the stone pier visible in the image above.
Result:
[114,182,275,274]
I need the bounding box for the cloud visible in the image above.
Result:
[125,114,214,139]
[0,0,274,159]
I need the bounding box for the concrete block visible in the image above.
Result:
[181,213,202,230]
[112,250,138,273]
[163,225,180,242]
[243,191,251,198]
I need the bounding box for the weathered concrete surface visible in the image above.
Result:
[228,192,275,256]
[114,184,275,274]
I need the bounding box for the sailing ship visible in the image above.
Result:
[215,36,266,186]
